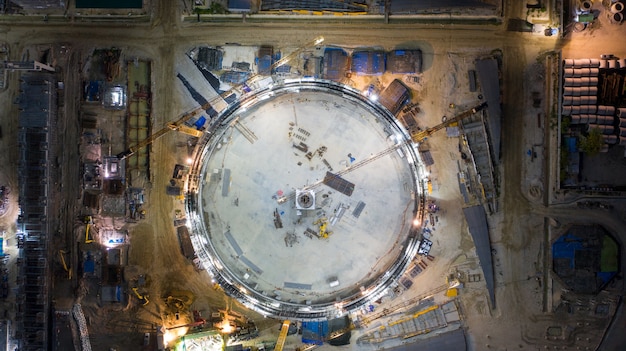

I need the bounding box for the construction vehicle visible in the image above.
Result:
[116,36,325,160]
[313,218,332,238]
[84,216,94,243]
[59,250,72,280]
[132,287,150,305]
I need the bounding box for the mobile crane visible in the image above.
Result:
[116,36,325,160]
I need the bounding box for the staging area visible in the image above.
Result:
[187,80,423,319]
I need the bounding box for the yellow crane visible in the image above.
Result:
[275,320,291,351]
[59,250,72,280]
[132,287,150,305]
[84,216,94,244]
[410,102,487,143]
[277,102,487,205]
[116,36,325,160]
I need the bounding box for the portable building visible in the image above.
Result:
[351,50,385,76]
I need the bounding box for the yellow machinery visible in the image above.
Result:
[84,215,94,244]
[410,102,487,143]
[116,36,325,160]
[275,320,291,351]
[132,287,150,306]
[59,250,72,280]
[277,102,486,205]
[313,218,332,238]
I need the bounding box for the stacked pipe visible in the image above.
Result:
[588,124,615,134]
[73,304,93,351]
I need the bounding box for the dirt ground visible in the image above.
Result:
[1,1,626,351]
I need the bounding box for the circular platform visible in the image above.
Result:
[187,80,423,319]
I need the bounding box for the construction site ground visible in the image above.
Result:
[0,1,626,351]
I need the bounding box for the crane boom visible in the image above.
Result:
[410,102,487,143]
[117,36,325,160]
[275,320,291,351]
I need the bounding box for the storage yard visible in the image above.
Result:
[0,1,625,351]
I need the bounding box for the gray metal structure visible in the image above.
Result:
[462,205,495,307]
[16,74,56,351]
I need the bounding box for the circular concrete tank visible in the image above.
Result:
[186,79,424,319]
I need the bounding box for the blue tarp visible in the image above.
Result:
[302,321,328,345]
[84,258,95,273]
[194,116,207,129]
[351,50,385,76]
[0,238,3,257]
[565,137,577,152]
[552,233,583,262]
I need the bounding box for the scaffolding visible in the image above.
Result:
[15,73,57,350]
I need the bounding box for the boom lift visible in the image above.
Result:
[116,36,325,160]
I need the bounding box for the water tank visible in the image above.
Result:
[619,136,626,146]
[620,118,626,127]
[620,127,626,137]
[572,96,582,105]
[611,2,624,13]
[571,115,582,124]
[564,68,575,77]
[618,108,626,118]
[563,87,575,96]
[589,59,601,68]
[613,12,624,23]
[563,59,575,68]
[619,59,626,69]
[600,144,609,153]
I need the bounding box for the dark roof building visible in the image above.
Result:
[378,79,410,115]
[323,48,348,81]
[387,50,422,74]
[351,50,385,76]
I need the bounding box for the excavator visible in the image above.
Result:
[132,287,150,306]
[116,36,325,160]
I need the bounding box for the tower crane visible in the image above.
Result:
[410,101,487,143]
[277,102,487,204]
[116,36,325,160]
